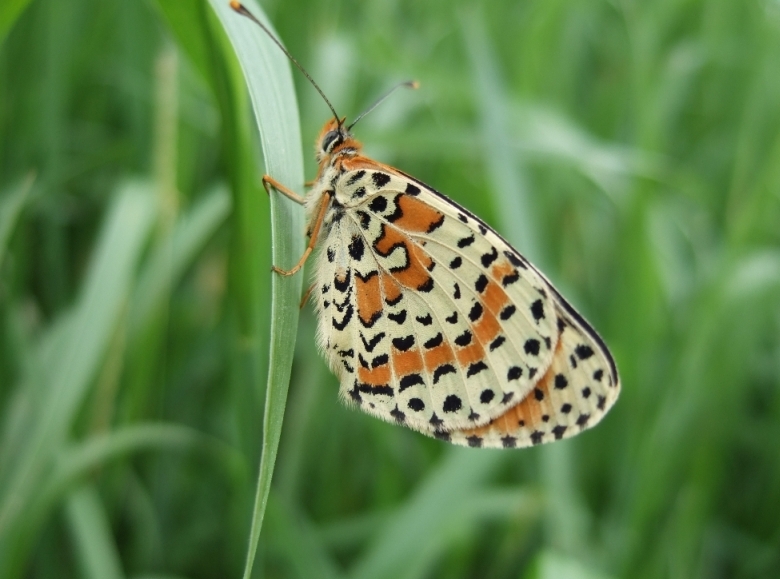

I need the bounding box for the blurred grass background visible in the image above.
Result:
[2,0,780,578]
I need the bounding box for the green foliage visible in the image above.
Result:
[1,0,779,578]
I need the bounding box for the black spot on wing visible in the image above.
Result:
[467,361,488,377]
[392,335,415,351]
[399,373,424,391]
[346,170,365,185]
[372,172,391,187]
[348,235,364,260]
[408,398,425,411]
[405,183,420,196]
[504,250,527,269]
[502,271,520,286]
[390,406,405,422]
[450,256,462,269]
[387,310,407,324]
[358,383,393,396]
[531,299,545,321]
[489,336,505,351]
[332,305,353,331]
[576,345,595,360]
[524,339,540,356]
[457,234,475,248]
[356,210,371,229]
[416,313,433,326]
[360,332,385,352]
[454,330,472,346]
[371,354,389,368]
[474,274,488,293]
[433,364,456,384]
[334,269,351,292]
[443,394,462,413]
[369,196,387,213]
[427,214,445,233]
[417,277,434,292]
[424,333,443,349]
[481,246,498,267]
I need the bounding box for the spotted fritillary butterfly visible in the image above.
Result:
[231,1,620,448]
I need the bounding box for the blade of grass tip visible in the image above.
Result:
[207,1,305,577]
[66,485,125,579]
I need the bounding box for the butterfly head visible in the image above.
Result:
[316,117,362,163]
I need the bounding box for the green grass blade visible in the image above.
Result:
[129,184,232,339]
[66,485,125,579]
[0,182,157,572]
[207,1,305,577]
[0,174,33,268]
[0,0,31,43]
[347,449,505,579]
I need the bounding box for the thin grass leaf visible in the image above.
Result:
[207,1,305,577]
[347,449,505,579]
[129,184,232,339]
[66,485,125,579]
[0,174,33,268]
[0,0,31,43]
[0,182,157,576]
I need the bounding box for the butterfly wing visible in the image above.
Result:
[315,160,619,446]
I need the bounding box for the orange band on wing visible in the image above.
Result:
[482,281,510,314]
[391,195,445,234]
[423,342,456,369]
[392,347,425,376]
[358,363,392,387]
[356,272,382,325]
[381,274,403,304]
[473,309,501,344]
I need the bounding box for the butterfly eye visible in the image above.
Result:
[321,130,342,152]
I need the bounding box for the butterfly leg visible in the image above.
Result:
[271,191,332,277]
[299,283,315,309]
[262,175,306,205]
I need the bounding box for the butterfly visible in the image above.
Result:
[230,1,620,448]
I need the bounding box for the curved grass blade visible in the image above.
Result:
[207,1,305,577]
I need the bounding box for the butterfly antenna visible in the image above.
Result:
[229,1,341,124]
[347,80,419,131]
